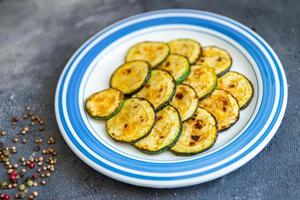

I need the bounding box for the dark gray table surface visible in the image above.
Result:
[0,0,299,199]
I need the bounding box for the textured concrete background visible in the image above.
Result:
[0,0,299,199]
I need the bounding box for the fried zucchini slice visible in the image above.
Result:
[171,107,218,155]
[184,65,217,100]
[125,42,170,68]
[217,71,254,109]
[171,84,198,121]
[85,88,124,120]
[158,54,190,84]
[110,60,150,95]
[199,89,239,131]
[168,39,201,64]
[134,69,175,111]
[197,46,232,76]
[106,98,155,143]
[134,105,182,154]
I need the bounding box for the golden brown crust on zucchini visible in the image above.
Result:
[134,69,176,111]
[183,64,217,99]
[125,42,170,68]
[134,105,182,153]
[199,89,239,131]
[85,88,124,120]
[158,54,190,84]
[110,60,150,95]
[106,98,155,143]
[197,46,232,76]
[171,84,198,121]
[217,71,253,109]
[171,107,218,155]
[168,39,201,64]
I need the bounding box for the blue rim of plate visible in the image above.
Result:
[55,9,287,187]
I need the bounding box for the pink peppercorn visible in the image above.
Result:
[9,171,18,181]
[28,161,35,169]
[31,174,37,179]
[2,194,10,200]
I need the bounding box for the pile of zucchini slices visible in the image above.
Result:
[85,39,254,155]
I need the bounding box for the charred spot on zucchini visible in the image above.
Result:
[134,105,182,154]
[217,71,254,109]
[171,84,198,121]
[106,98,155,143]
[110,60,150,95]
[199,89,239,131]
[171,107,218,155]
[134,69,176,111]
[197,46,232,76]
[184,65,217,100]
[85,88,124,120]
[158,54,190,84]
[168,39,201,64]
[125,42,170,68]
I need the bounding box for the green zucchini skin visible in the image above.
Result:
[175,67,191,85]
[168,39,202,64]
[106,97,156,143]
[134,69,176,111]
[158,54,191,84]
[239,80,254,110]
[134,105,183,154]
[198,83,216,101]
[85,88,125,120]
[216,67,231,77]
[170,107,218,155]
[125,41,170,68]
[110,60,151,95]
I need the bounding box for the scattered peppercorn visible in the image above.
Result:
[11,146,17,154]
[34,146,40,152]
[21,138,28,144]
[2,194,10,200]
[47,137,55,144]
[13,137,19,143]
[0,106,57,199]
[19,192,25,199]
[11,117,19,123]
[28,161,35,169]
[18,184,26,191]
[26,180,33,187]
[32,192,38,197]
[0,131,7,136]
[31,174,37,180]
[9,171,18,181]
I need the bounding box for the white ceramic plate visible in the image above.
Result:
[55,9,287,188]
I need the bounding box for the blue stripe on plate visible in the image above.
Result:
[57,10,285,180]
